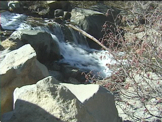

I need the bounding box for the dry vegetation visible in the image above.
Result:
[102,2,162,121]
[1,38,17,50]
[80,1,162,121]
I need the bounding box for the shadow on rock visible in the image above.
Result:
[2,99,64,122]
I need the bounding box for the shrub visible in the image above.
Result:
[85,1,162,121]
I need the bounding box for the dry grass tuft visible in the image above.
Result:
[1,39,17,49]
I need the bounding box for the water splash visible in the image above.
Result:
[1,11,117,78]
[49,24,116,78]
[1,11,28,30]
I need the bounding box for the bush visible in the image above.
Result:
[85,1,162,121]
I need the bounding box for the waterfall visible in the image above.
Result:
[1,11,117,78]
[68,27,89,47]
[48,23,116,78]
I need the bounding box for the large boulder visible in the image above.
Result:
[0,44,49,118]
[71,8,110,49]
[89,2,121,16]
[61,83,121,122]
[9,30,61,64]
[2,76,121,122]
[89,3,122,26]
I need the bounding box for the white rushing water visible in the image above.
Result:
[1,11,30,30]
[1,11,117,78]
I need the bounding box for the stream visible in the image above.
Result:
[1,11,117,78]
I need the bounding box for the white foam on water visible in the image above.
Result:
[51,33,116,78]
[1,11,30,30]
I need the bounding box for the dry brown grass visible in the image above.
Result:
[1,39,17,49]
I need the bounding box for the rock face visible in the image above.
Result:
[89,3,121,17]
[71,8,109,49]
[0,44,49,117]
[9,30,61,64]
[61,83,121,122]
[2,76,121,122]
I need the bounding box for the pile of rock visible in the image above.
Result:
[0,44,121,121]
